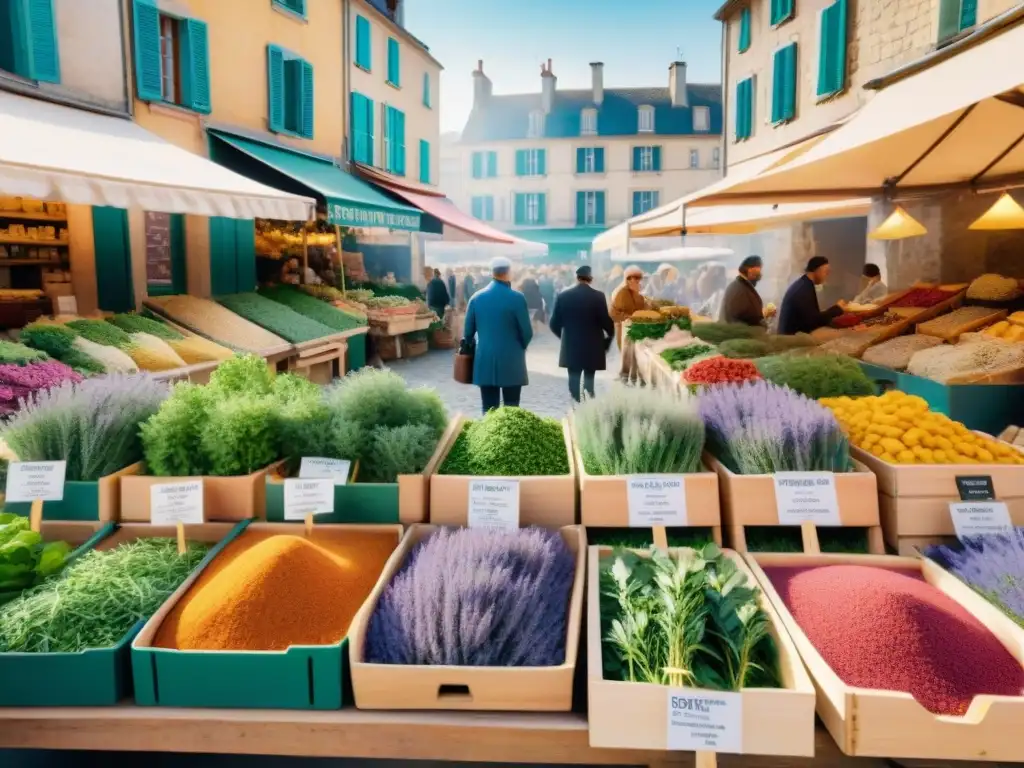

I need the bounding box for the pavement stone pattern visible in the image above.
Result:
[386,324,619,418]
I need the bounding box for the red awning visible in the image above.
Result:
[354,164,517,244]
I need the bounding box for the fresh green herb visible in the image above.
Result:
[440,408,568,477]
[216,293,336,343]
[690,322,766,345]
[755,354,876,400]
[0,513,70,603]
[19,323,105,376]
[626,317,691,343]
[661,344,715,371]
[107,314,184,341]
[258,285,367,331]
[362,295,412,309]
[352,281,425,301]
[66,320,135,350]
[0,340,49,366]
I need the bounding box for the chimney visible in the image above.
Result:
[541,58,556,114]
[590,61,604,105]
[472,59,492,108]
[669,61,688,107]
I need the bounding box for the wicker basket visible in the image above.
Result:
[404,338,428,358]
[431,328,456,349]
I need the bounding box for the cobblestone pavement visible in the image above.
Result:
[385,324,620,418]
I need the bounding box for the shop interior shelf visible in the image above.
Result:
[0,237,67,247]
[0,211,67,222]
[0,259,65,267]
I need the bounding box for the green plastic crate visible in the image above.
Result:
[896,371,1024,435]
[857,361,901,393]
[347,331,367,371]
[0,521,244,707]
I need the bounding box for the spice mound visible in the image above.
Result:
[365,527,576,667]
[155,530,397,651]
[764,564,1024,715]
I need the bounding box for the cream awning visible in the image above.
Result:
[684,198,872,234]
[688,19,1024,206]
[0,91,314,220]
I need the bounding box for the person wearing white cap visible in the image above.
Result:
[461,256,534,413]
[610,265,649,383]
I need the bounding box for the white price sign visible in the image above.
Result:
[627,476,688,527]
[467,479,519,530]
[666,688,744,753]
[299,457,352,485]
[284,478,335,520]
[150,481,204,525]
[950,501,1013,539]
[773,472,841,526]
[5,461,66,502]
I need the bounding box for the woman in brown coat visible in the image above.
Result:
[609,265,648,382]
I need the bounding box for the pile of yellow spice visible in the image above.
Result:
[821,391,1024,466]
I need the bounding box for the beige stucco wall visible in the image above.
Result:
[348,0,442,185]
[451,136,723,229]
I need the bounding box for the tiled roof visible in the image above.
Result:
[461,84,723,143]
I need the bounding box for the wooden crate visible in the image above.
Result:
[744,551,1024,760]
[916,307,1007,343]
[120,465,272,522]
[887,283,967,325]
[349,524,586,711]
[587,545,817,755]
[705,455,883,554]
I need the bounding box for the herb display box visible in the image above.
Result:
[131,522,403,710]
[745,551,1024,760]
[120,464,272,522]
[429,417,577,528]
[349,523,586,711]
[852,445,1024,555]
[704,456,883,554]
[0,521,237,707]
[264,419,461,525]
[586,545,816,754]
[5,462,141,522]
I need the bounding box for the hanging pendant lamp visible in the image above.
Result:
[868,206,927,240]
[968,192,1024,230]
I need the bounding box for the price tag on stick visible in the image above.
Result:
[299,457,352,485]
[284,479,334,521]
[6,460,66,503]
[176,522,187,555]
[467,479,519,530]
[150,481,204,525]
[950,501,1013,539]
[666,688,744,753]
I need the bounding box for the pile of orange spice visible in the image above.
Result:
[154,528,398,651]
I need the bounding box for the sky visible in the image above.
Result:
[405,0,725,134]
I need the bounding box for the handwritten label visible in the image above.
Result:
[5,461,66,502]
[299,457,352,485]
[950,501,1013,539]
[284,479,335,520]
[467,479,519,530]
[150,481,204,525]
[666,688,744,753]
[627,476,688,527]
[773,472,840,526]
[955,475,995,502]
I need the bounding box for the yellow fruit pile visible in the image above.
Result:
[821,391,1024,465]
[983,320,1024,342]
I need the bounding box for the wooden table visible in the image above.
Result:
[0,708,881,768]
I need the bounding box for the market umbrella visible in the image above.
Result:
[611,246,735,263]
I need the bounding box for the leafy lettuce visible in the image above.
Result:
[0,512,71,602]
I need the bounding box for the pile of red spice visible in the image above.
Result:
[891,288,957,309]
[683,356,761,387]
[831,313,864,328]
[763,564,1024,715]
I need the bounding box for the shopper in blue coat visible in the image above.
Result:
[462,257,533,413]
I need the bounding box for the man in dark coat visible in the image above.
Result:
[720,256,774,327]
[549,265,615,402]
[426,268,450,319]
[446,269,457,306]
[777,256,846,336]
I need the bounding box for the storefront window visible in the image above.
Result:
[145,212,186,295]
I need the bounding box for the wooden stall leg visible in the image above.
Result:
[653,525,669,552]
[695,750,717,768]
[866,525,886,554]
[800,522,821,554]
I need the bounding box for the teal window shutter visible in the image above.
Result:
[537,149,546,176]
[300,59,315,138]
[595,191,606,225]
[782,44,797,121]
[595,147,605,173]
[576,148,585,174]
[514,193,526,225]
[383,106,392,171]
[396,109,406,175]
[632,192,640,216]
[133,0,163,101]
[387,37,400,86]
[180,19,211,114]
[816,0,847,98]
[575,191,586,225]
[632,147,642,170]
[92,207,135,312]
[770,0,793,25]
[960,0,977,30]
[537,194,547,225]
[738,7,751,53]
[487,151,498,177]
[515,149,527,176]
[485,197,494,220]
[355,15,371,70]
[939,0,976,40]
[235,219,256,293]
[0,0,30,78]
[423,72,431,107]
[27,0,59,82]
[365,95,375,164]
[419,139,430,183]
[209,218,256,295]
[652,147,662,171]
[736,81,746,139]
[471,152,483,179]
[471,197,483,218]
[351,93,367,163]
[266,45,285,132]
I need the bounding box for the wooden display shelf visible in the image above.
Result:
[0,259,64,267]
[0,707,872,767]
[0,236,67,247]
[0,210,66,222]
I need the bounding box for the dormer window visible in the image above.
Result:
[693,106,710,132]
[638,105,655,133]
[528,109,545,138]
[581,108,597,136]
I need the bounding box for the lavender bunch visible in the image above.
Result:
[365,527,576,667]
[2,375,169,481]
[926,530,1024,626]
[698,380,849,474]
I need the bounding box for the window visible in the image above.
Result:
[0,0,60,82]
[770,0,794,26]
[632,191,660,216]
[133,1,210,112]
[145,212,187,296]
[817,0,848,99]
[471,196,495,221]
[383,104,406,175]
[387,37,400,86]
[419,139,430,184]
[471,151,498,178]
[576,191,606,226]
[528,109,545,138]
[638,105,655,133]
[735,76,755,140]
[423,72,431,107]
[515,149,545,177]
[486,151,498,177]
[272,0,306,18]
[771,43,798,124]
[267,45,314,138]
[738,6,752,52]
[581,108,597,135]
[938,0,977,42]
[693,106,710,132]
[632,146,662,172]
[689,149,700,169]
[354,15,371,70]
[576,147,605,174]
[712,147,721,168]
[350,92,375,164]
[514,193,546,226]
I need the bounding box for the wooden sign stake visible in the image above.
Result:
[28,499,42,533]
[800,522,821,554]
[696,750,717,768]
[305,513,314,537]
[652,525,669,553]
[176,521,187,555]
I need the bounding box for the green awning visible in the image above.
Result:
[506,227,605,248]
[210,131,421,231]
